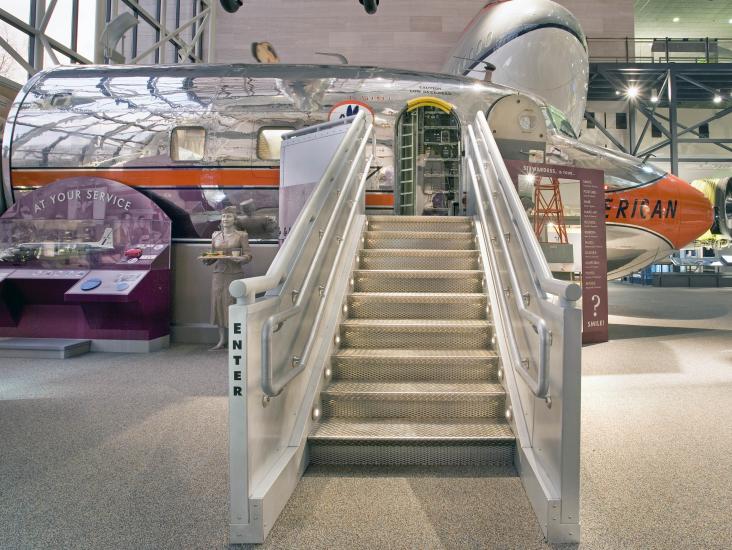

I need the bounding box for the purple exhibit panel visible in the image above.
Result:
[0,178,172,344]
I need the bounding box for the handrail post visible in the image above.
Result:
[228,302,250,540]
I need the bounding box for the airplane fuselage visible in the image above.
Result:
[1,64,713,280]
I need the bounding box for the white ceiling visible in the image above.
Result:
[635,0,732,38]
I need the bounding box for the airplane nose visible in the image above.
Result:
[665,173,714,248]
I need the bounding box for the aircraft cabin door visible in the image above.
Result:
[395,98,461,216]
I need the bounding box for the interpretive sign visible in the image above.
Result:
[505,161,608,344]
[279,119,353,241]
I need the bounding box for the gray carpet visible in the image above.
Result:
[0,345,229,549]
[1,283,731,549]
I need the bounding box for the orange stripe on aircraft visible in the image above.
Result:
[365,193,394,207]
[11,168,281,188]
[12,168,396,208]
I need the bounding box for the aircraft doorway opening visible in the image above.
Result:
[396,98,461,216]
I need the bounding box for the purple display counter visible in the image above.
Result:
[0,178,172,352]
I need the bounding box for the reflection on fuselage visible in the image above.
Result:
[2,64,714,280]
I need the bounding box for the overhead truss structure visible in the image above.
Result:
[0,0,216,85]
[586,63,732,175]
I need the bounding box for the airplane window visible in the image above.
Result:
[171,126,206,161]
[544,105,577,139]
[257,127,294,160]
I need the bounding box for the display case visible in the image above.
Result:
[0,177,172,351]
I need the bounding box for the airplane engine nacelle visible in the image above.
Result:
[443,0,589,134]
[692,178,732,239]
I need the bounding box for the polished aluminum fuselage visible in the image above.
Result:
[443,0,589,133]
[0,63,711,279]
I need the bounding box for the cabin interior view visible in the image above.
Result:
[397,105,462,216]
[1,1,731,549]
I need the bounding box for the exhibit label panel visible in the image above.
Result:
[505,161,608,344]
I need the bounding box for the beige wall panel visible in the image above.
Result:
[214,0,635,72]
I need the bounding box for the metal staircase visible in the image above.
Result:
[309,215,514,466]
[228,111,582,545]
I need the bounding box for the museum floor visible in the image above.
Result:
[1,283,730,550]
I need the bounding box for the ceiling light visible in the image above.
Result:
[714,93,723,104]
[729,18,732,24]
[626,85,639,99]
[672,17,680,23]
[615,90,621,96]
[650,89,659,103]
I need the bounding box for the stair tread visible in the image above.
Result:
[323,381,504,396]
[354,269,482,277]
[366,231,473,238]
[361,249,479,255]
[341,319,492,327]
[361,249,479,256]
[349,292,484,299]
[310,418,514,441]
[367,215,471,222]
[334,348,498,359]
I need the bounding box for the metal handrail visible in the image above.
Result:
[586,36,732,64]
[474,111,581,304]
[467,153,550,398]
[467,113,579,399]
[260,134,372,397]
[229,111,369,305]
[229,111,373,397]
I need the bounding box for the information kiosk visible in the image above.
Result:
[0,177,171,351]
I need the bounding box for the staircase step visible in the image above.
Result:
[348,292,487,320]
[364,231,476,250]
[321,381,505,419]
[332,348,499,381]
[359,249,480,270]
[310,418,514,441]
[339,319,493,349]
[308,437,516,466]
[367,215,472,233]
[353,269,484,293]
[307,214,515,467]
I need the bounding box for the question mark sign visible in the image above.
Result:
[591,294,601,318]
